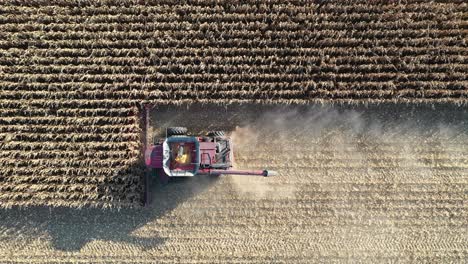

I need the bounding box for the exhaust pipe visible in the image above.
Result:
[209,169,278,177]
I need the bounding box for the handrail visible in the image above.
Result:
[201,152,212,167]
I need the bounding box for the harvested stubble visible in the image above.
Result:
[0,103,466,263]
[0,0,467,208]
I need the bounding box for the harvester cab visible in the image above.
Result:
[145,127,277,184]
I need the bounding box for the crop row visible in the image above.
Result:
[2,63,466,75]
[1,140,137,151]
[1,158,140,169]
[0,108,135,117]
[2,88,464,103]
[2,27,465,42]
[1,19,464,35]
[1,1,463,15]
[0,149,138,159]
[1,36,465,50]
[2,165,142,177]
[1,72,465,84]
[3,168,142,182]
[0,189,141,203]
[1,85,464,102]
[0,115,138,125]
[2,46,465,58]
[0,124,138,134]
[0,133,139,143]
[0,84,465,99]
[1,0,462,6]
[2,82,464,95]
[0,7,464,25]
[1,55,466,68]
[0,99,201,109]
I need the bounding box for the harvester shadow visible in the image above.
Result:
[0,173,219,252]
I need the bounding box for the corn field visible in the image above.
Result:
[0,1,467,208]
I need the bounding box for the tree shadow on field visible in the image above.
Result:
[0,172,219,252]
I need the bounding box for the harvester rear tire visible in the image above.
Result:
[167,127,187,136]
[153,136,163,145]
[207,131,225,138]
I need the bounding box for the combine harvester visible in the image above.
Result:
[143,126,277,204]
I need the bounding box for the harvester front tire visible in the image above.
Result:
[167,127,187,136]
[207,131,225,138]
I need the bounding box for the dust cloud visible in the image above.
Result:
[228,104,467,198]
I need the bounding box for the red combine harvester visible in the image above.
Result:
[145,127,277,185]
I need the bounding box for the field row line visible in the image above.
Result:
[2,46,466,57]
